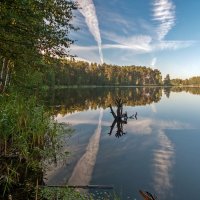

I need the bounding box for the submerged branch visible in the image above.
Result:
[41,185,114,189]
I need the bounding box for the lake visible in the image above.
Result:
[45,87,200,200]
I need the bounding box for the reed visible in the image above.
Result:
[0,92,70,198]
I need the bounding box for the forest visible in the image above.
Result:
[171,77,200,86]
[43,59,200,87]
[44,59,163,86]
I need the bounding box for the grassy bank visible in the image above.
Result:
[0,91,64,199]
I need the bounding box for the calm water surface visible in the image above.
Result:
[46,87,200,200]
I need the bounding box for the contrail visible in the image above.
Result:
[68,109,103,185]
[77,0,104,64]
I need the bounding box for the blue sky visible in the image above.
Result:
[70,0,200,79]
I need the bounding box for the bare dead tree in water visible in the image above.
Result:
[108,98,137,138]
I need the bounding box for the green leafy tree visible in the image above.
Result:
[0,0,78,92]
[45,60,163,87]
[163,74,171,85]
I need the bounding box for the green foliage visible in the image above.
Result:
[40,187,120,200]
[43,60,163,87]
[0,0,77,60]
[171,76,200,86]
[0,0,80,199]
[0,0,77,93]
[40,187,94,200]
[0,92,72,198]
[170,78,184,86]
[163,74,171,85]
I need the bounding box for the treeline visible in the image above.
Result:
[44,60,163,86]
[43,60,200,87]
[171,76,200,86]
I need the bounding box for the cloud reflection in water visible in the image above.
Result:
[153,131,174,199]
[68,109,103,185]
[125,117,192,199]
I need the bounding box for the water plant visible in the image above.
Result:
[0,91,71,199]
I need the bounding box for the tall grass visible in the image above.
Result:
[0,92,68,198]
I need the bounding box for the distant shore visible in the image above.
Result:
[44,84,200,89]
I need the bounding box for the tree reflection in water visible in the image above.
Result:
[43,87,200,115]
[108,98,137,138]
[44,87,162,115]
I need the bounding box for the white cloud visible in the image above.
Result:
[70,38,196,63]
[103,32,152,47]
[153,40,196,50]
[151,57,157,67]
[107,12,132,28]
[70,44,100,62]
[103,34,152,52]
[70,0,196,64]
[103,39,195,52]
[152,0,176,40]
[71,45,97,51]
